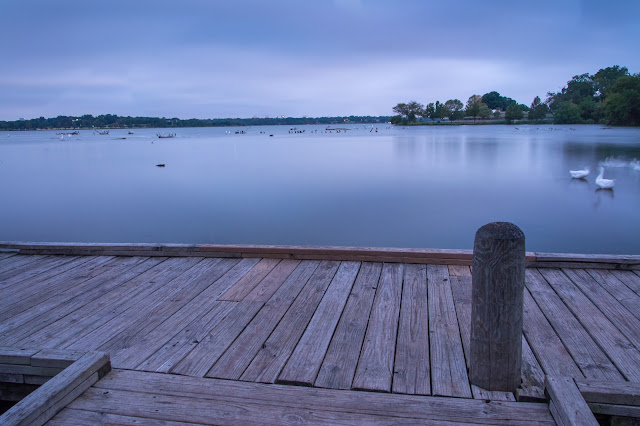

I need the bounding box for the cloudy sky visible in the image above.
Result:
[1,0,639,120]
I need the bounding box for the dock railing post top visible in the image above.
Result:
[474,222,524,242]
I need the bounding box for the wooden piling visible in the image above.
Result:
[470,222,525,392]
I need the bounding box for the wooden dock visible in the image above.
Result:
[1,243,640,424]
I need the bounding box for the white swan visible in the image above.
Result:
[595,167,615,189]
[630,159,640,171]
[569,168,589,179]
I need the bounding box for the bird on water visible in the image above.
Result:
[595,166,615,189]
[569,168,589,179]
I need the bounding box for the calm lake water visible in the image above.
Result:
[1,124,639,254]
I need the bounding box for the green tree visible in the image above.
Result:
[604,75,640,126]
[465,95,483,121]
[424,103,436,119]
[505,102,524,123]
[553,101,582,124]
[434,101,449,119]
[444,99,464,120]
[528,96,549,121]
[593,65,629,100]
[478,104,492,119]
[392,101,424,122]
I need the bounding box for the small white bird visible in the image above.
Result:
[630,159,640,171]
[569,168,590,179]
[595,166,615,189]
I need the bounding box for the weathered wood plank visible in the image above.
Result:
[0,256,115,321]
[170,301,263,377]
[586,269,640,323]
[576,379,640,406]
[0,256,157,345]
[544,376,599,426]
[218,258,280,301]
[0,347,38,365]
[49,408,202,426]
[0,352,110,426]
[109,259,243,368]
[313,262,382,390]
[236,261,342,383]
[277,261,360,386]
[203,260,320,380]
[428,264,472,398]
[539,268,640,381]
[525,269,623,380]
[392,264,430,395]
[517,337,546,401]
[610,269,640,296]
[522,286,583,378]
[587,402,640,417]
[242,259,301,302]
[352,263,403,392]
[92,369,556,424]
[31,349,87,368]
[64,258,206,351]
[0,255,50,281]
[136,301,237,373]
[448,265,515,401]
[17,257,178,349]
[96,258,238,356]
[565,268,640,352]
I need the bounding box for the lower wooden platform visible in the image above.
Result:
[1,249,639,424]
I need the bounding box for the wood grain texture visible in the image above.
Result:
[352,262,403,392]
[237,261,341,383]
[576,379,640,406]
[545,376,599,426]
[277,261,360,386]
[428,264,472,398]
[313,262,382,390]
[539,268,640,381]
[217,258,281,301]
[525,269,623,380]
[470,222,525,392]
[202,260,320,380]
[391,263,430,395]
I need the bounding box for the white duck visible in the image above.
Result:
[569,167,589,179]
[595,166,615,189]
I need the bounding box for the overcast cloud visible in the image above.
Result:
[1,0,639,120]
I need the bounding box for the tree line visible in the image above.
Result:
[0,115,391,131]
[392,65,640,126]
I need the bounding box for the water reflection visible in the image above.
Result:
[1,124,639,254]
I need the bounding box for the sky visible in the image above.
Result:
[1,0,639,120]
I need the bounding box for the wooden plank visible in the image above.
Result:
[448,266,515,401]
[243,259,301,302]
[277,261,360,387]
[16,257,177,349]
[0,256,157,345]
[0,255,88,296]
[522,287,583,378]
[63,258,206,351]
[95,258,238,356]
[31,349,87,368]
[427,264,471,398]
[610,269,640,296]
[49,408,202,426]
[0,352,110,426]
[109,259,242,368]
[313,262,382,390]
[587,402,640,417]
[517,337,546,401]
[234,261,342,383]
[0,255,49,280]
[539,268,640,381]
[391,264,430,395]
[0,347,38,365]
[0,255,115,321]
[566,268,640,351]
[544,376,599,426]
[352,263,404,392]
[92,369,556,424]
[218,258,280,301]
[586,269,640,322]
[525,269,623,380]
[203,260,321,380]
[136,301,237,373]
[170,301,263,377]
[0,364,62,376]
[576,379,640,406]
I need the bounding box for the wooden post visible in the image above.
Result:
[470,222,525,392]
